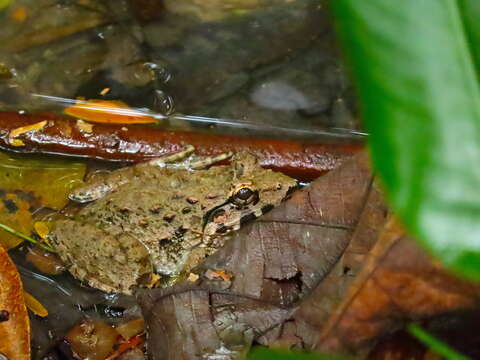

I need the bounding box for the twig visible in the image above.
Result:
[0,223,55,252]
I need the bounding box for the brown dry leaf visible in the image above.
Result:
[310,218,480,355]
[0,245,30,359]
[263,196,480,358]
[137,152,480,359]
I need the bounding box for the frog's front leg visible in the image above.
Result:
[189,152,233,169]
[147,145,195,167]
[69,145,195,203]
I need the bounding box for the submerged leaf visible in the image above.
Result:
[331,0,480,278]
[0,152,86,209]
[0,152,85,248]
[0,192,35,249]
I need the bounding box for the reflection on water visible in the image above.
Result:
[0,0,362,358]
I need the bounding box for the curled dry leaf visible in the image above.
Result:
[0,245,30,359]
[310,221,480,356]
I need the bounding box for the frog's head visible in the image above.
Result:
[203,153,297,236]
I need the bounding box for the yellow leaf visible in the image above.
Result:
[76,119,94,133]
[9,138,25,147]
[0,152,86,210]
[9,120,47,142]
[34,221,50,239]
[23,291,48,317]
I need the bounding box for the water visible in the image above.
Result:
[0,0,363,358]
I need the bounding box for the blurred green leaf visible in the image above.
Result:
[0,0,12,11]
[330,0,480,279]
[408,324,471,360]
[458,0,480,70]
[247,347,347,360]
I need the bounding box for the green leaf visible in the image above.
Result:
[330,0,480,278]
[458,0,480,71]
[408,324,471,360]
[247,348,347,360]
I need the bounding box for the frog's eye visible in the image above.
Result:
[231,187,259,208]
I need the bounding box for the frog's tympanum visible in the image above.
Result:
[48,148,297,294]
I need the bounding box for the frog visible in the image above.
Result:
[47,146,297,294]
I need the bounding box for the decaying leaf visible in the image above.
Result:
[0,152,86,210]
[0,245,30,359]
[137,152,480,359]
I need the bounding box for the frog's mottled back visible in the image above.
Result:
[48,150,297,294]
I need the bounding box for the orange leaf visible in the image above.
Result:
[10,7,27,23]
[212,269,233,281]
[64,99,157,124]
[9,120,47,144]
[0,245,30,359]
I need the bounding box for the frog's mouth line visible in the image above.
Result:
[202,201,233,232]
[202,182,299,235]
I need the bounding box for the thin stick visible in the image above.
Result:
[0,223,55,252]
